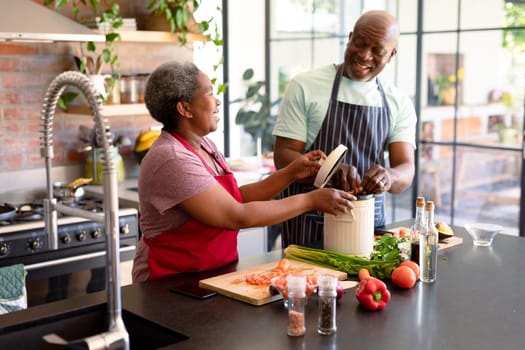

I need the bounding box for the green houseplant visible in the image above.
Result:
[44,0,123,107]
[232,68,281,155]
[146,0,224,93]
[44,0,122,75]
[45,0,224,106]
[146,0,219,45]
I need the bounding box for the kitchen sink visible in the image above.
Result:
[0,304,188,350]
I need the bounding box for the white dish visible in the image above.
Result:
[313,144,348,188]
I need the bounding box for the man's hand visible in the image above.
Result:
[331,163,361,192]
[361,164,392,194]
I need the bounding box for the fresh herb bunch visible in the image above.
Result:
[371,234,407,261]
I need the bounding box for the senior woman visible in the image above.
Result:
[132,61,355,282]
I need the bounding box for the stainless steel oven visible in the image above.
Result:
[0,198,138,308]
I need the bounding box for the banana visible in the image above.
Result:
[66,177,93,188]
[139,129,161,143]
[135,129,161,153]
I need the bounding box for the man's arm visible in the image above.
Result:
[385,141,415,194]
[273,136,307,169]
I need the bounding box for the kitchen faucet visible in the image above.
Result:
[39,71,129,349]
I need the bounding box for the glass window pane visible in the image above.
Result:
[420,33,460,143]
[269,37,345,118]
[389,34,418,100]
[455,30,524,148]
[396,0,418,32]
[423,0,459,31]
[312,37,345,66]
[420,32,459,110]
[460,0,505,29]
[271,0,345,39]
[454,146,521,236]
[227,0,266,158]
[418,144,453,223]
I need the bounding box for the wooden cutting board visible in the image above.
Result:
[199,260,347,306]
[439,236,463,250]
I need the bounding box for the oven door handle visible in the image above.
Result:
[24,245,136,271]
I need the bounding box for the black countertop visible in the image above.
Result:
[2,225,525,350]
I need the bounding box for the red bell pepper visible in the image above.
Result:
[355,277,391,311]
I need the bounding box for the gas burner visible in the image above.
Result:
[10,201,45,223]
[14,211,43,222]
[60,197,104,213]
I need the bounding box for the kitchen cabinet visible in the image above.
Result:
[237,226,267,259]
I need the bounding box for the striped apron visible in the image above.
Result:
[280,64,391,248]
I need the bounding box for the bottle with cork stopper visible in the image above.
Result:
[419,200,438,283]
[410,196,426,262]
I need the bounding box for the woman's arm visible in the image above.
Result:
[179,182,354,230]
[239,149,323,202]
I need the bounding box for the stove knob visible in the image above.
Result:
[30,239,41,250]
[120,223,130,235]
[91,228,101,239]
[76,232,86,241]
[62,234,71,244]
[0,242,8,255]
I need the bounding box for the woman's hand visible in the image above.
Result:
[286,150,326,181]
[310,188,355,216]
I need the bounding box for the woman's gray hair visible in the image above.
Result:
[145,61,201,130]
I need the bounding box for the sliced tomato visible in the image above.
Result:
[246,273,271,286]
[273,258,290,273]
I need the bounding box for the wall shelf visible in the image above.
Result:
[111,30,208,43]
[66,103,148,117]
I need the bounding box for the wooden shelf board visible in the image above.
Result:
[66,103,149,117]
[114,30,208,43]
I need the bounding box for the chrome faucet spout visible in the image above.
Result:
[40,71,129,350]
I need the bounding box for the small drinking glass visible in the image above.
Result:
[465,223,502,247]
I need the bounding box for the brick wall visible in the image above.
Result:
[0,2,194,180]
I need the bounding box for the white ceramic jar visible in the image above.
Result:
[323,195,375,257]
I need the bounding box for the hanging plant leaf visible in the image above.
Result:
[243,68,254,80]
[58,92,79,110]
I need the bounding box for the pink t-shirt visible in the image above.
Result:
[132,131,221,282]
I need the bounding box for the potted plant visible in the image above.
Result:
[44,0,123,107]
[232,68,281,156]
[145,0,224,93]
[145,0,212,43]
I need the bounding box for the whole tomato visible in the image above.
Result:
[391,265,417,289]
[400,260,421,281]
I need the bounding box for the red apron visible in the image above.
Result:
[144,132,243,280]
